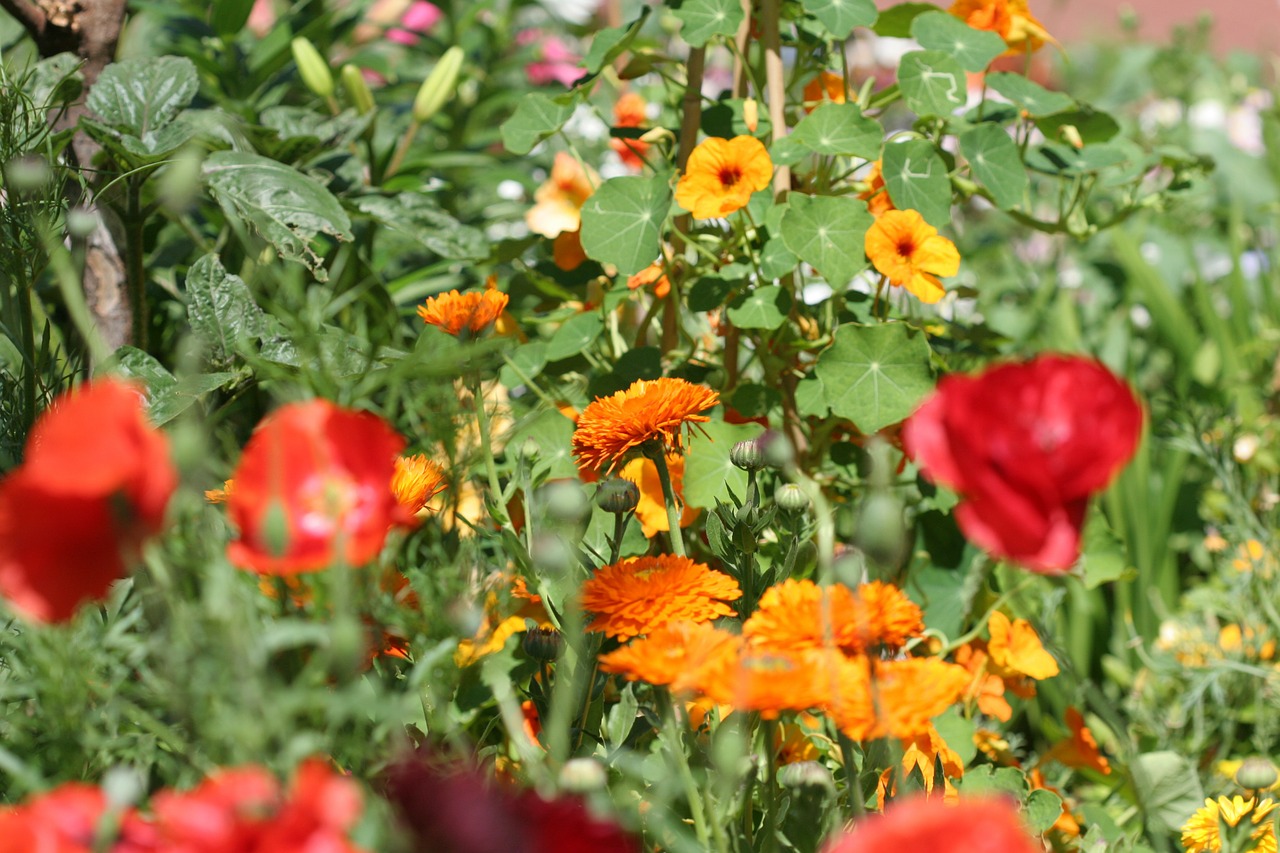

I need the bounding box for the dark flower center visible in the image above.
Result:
[718,165,743,188]
[896,237,916,257]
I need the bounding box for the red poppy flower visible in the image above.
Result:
[226,400,408,574]
[903,355,1142,573]
[823,795,1040,853]
[0,782,156,853]
[0,380,176,621]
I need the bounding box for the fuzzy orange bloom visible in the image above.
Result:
[802,70,846,109]
[743,579,924,656]
[986,611,1059,680]
[865,209,961,304]
[674,136,772,219]
[949,0,1052,56]
[392,454,447,515]
[417,289,510,336]
[626,261,670,299]
[954,641,1014,721]
[858,160,895,217]
[526,151,597,238]
[598,620,742,694]
[571,377,719,474]
[1044,707,1111,775]
[877,725,963,807]
[619,453,699,537]
[702,648,829,719]
[827,656,970,742]
[611,92,651,171]
[582,554,740,640]
[206,479,234,503]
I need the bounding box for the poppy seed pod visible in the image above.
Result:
[290,37,334,99]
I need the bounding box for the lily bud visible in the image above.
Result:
[413,45,465,123]
[341,64,376,115]
[291,37,334,99]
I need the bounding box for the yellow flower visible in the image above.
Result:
[674,135,773,220]
[986,611,1060,680]
[864,209,961,304]
[1182,796,1278,853]
[391,454,446,515]
[571,377,719,474]
[619,453,699,538]
[526,151,597,238]
[205,478,234,503]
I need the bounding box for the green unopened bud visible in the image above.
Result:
[559,757,607,793]
[522,625,561,662]
[1236,757,1279,791]
[777,760,836,795]
[413,45,465,123]
[520,437,541,461]
[854,491,909,572]
[596,478,640,515]
[775,483,809,514]
[291,37,334,99]
[5,154,50,192]
[543,480,590,523]
[531,532,576,575]
[66,207,100,240]
[730,438,766,471]
[328,615,366,681]
[341,64,376,115]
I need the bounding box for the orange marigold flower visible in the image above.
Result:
[417,289,510,336]
[986,610,1059,680]
[1044,706,1111,775]
[392,454,447,515]
[619,453,699,537]
[626,261,671,299]
[526,151,597,238]
[581,554,741,640]
[598,620,742,694]
[949,0,1052,56]
[571,377,719,474]
[743,579,924,656]
[802,70,846,109]
[865,209,961,304]
[674,135,772,220]
[702,648,829,719]
[827,656,969,742]
[206,478,235,503]
[858,160,896,217]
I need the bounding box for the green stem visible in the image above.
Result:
[762,718,780,853]
[471,376,510,528]
[123,178,148,352]
[839,732,865,819]
[660,689,711,849]
[649,445,686,556]
[385,118,422,179]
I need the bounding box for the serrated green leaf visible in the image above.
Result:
[185,254,265,366]
[579,174,671,275]
[815,323,933,433]
[581,8,650,75]
[779,194,872,287]
[791,103,882,158]
[801,0,878,39]
[1024,789,1064,834]
[985,72,1075,117]
[674,0,744,47]
[882,139,952,228]
[99,347,234,425]
[354,193,487,260]
[898,50,966,117]
[959,123,1028,210]
[546,312,603,361]
[684,420,760,509]
[203,152,352,280]
[727,285,790,330]
[500,93,576,155]
[86,56,198,137]
[910,11,1006,72]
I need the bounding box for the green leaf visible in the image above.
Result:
[959,123,1028,210]
[99,347,234,426]
[500,93,576,155]
[500,341,548,389]
[1024,789,1064,835]
[185,254,265,366]
[1130,752,1204,835]
[779,194,873,287]
[815,323,933,433]
[985,72,1075,117]
[932,709,977,765]
[791,103,882,158]
[727,285,791,330]
[581,8,650,75]
[873,2,937,37]
[579,174,671,276]
[759,235,798,281]
[508,408,578,480]
[1035,107,1121,146]
[801,0,878,39]
[674,0,744,47]
[959,765,1029,799]
[353,194,487,260]
[86,56,198,137]
[898,50,966,118]
[795,376,828,417]
[546,312,604,361]
[684,420,760,509]
[882,139,952,228]
[203,151,352,280]
[910,11,1006,72]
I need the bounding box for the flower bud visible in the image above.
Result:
[854,491,909,572]
[759,431,794,469]
[1236,757,1279,791]
[66,207,100,240]
[595,478,639,515]
[291,37,334,99]
[341,64,376,115]
[559,757,608,793]
[742,98,759,134]
[522,625,561,662]
[531,532,576,575]
[413,45,465,124]
[730,438,765,471]
[777,760,835,795]
[543,480,589,523]
[4,154,50,192]
[775,483,809,514]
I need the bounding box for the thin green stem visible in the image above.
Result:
[762,718,780,853]
[649,445,686,556]
[470,376,510,528]
[123,178,148,352]
[385,118,422,179]
[659,689,711,849]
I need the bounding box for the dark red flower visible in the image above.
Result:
[0,380,176,621]
[823,795,1040,853]
[226,400,408,574]
[903,354,1142,573]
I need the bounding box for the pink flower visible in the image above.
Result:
[519,31,585,88]
[387,1,442,45]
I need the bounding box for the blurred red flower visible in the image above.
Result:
[226,399,408,574]
[0,782,156,853]
[0,380,175,621]
[823,795,1040,853]
[903,354,1142,573]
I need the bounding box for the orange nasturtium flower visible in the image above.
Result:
[864,208,961,304]
[986,610,1060,680]
[949,0,1052,56]
[580,554,741,640]
[1044,707,1112,775]
[627,260,671,299]
[226,399,409,575]
[1182,796,1278,853]
[610,92,651,171]
[571,377,719,474]
[417,288,510,336]
[858,160,895,217]
[674,135,772,219]
[802,70,846,109]
[597,620,742,695]
[391,454,447,515]
[525,151,598,239]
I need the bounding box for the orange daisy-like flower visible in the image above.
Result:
[598,620,742,694]
[802,70,846,110]
[571,377,720,474]
[417,289,510,336]
[702,648,829,719]
[864,208,961,304]
[391,454,447,515]
[526,151,598,238]
[581,554,741,640]
[986,611,1060,680]
[619,452,699,537]
[674,135,773,220]
[1044,706,1111,775]
[827,656,970,742]
[743,579,924,656]
[949,0,1052,56]
[858,160,896,217]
